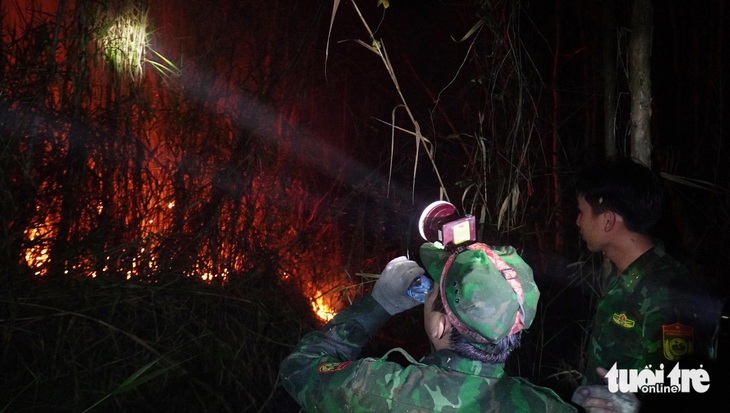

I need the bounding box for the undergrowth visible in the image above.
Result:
[0,272,315,413]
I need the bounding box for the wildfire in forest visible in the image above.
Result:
[8,0,351,324]
[22,211,343,322]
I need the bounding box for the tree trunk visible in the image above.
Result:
[629,0,653,166]
[550,0,562,251]
[603,0,617,158]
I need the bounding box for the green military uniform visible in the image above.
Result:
[583,244,720,384]
[280,295,575,412]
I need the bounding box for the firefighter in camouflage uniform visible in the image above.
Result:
[279,241,577,412]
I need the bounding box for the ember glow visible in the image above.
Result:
[23,226,51,277]
[7,0,351,323]
[21,194,345,321]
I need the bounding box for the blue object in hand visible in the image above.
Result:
[407,275,433,303]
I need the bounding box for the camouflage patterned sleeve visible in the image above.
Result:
[278,295,391,408]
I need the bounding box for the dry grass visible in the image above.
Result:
[0,273,314,412]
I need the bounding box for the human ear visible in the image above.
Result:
[433,314,450,340]
[603,211,616,231]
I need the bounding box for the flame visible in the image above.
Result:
[11,0,346,323]
[311,291,337,322]
[23,227,51,277]
[23,206,59,277]
[22,241,339,322]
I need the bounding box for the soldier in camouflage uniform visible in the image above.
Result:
[571,157,722,412]
[279,242,577,412]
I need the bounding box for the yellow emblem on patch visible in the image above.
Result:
[612,312,636,329]
[662,323,695,361]
[317,361,352,374]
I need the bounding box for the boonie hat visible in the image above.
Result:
[420,242,540,343]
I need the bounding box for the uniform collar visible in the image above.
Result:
[617,244,663,292]
[421,349,505,378]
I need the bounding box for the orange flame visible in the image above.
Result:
[311,291,337,322]
[23,227,51,277]
[11,0,348,323]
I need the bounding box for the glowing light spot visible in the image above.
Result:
[101,4,149,81]
[311,291,336,322]
[23,226,51,276]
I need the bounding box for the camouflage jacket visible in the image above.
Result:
[583,245,721,384]
[280,295,576,412]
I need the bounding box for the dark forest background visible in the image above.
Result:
[1,0,728,411]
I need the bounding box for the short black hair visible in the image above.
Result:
[575,157,664,236]
[433,290,520,364]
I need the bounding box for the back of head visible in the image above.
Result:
[432,291,521,364]
[575,157,664,236]
[421,242,539,363]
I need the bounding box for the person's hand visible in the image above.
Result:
[371,256,425,315]
[571,367,640,413]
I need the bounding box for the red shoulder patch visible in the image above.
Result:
[662,323,695,361]
[317,361,353,374]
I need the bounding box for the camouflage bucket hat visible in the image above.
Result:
[420,242,540,343]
